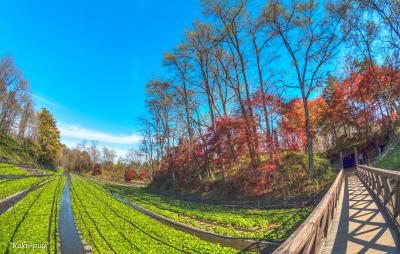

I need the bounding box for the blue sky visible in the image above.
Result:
[0,0,202,157]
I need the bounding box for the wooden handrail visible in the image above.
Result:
[357,165,400,228]
[273,170,344,254]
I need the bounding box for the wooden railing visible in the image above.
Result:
[273,170,344,254]
[357,165,400,228]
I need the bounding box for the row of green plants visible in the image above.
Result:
[0,177,50,200]
[0,163,30,176]
[70,174,239,254]
[37,167,65,176]
[0,162,63,177]
[0,177,64,253]
[94,180,311,240]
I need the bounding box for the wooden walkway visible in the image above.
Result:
[321,173,400,254]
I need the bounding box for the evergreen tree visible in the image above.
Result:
[36,108,61,168]
[322,74,337,106]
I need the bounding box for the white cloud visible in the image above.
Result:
[32,94,66,109]
[59,123,142,144]
[60,139,78,148]
[61,137,131,159]
[113,148,130,158]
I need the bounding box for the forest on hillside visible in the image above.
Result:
[139,0,400,197]
[1,0,400,199]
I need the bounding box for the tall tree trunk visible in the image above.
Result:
[303,96,314,179]
[252,36,273,159]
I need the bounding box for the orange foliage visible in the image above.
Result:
[280,97,329,151]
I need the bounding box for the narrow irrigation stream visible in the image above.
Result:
[59,173,85,254]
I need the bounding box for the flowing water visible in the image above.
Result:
[59,173,85,254]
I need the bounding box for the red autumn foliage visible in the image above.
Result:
[252,90,282,109]
[280,98,328,151]
[319,65,400,148]
[159,115,259,189]
[124,169,136,182]
[92,163,102,176]
[139,170,150,180]
[345,66,400,127]
[205,116,249,167]
[257,163,277,172]
[232,164,277,197]
[150,64,400,197]
[160,139,202,189]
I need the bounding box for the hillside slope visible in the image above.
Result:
[372,135,400,170]
[0,132,36,166]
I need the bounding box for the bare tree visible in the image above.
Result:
[260,0,349,178]
[202,0,261,169]
[18,99,34,139]
[140,117,156,178]
[358,0,400,52]
[164,47,196,150]
[102,147,117,164]
[89,140,101,165]
[125,148,143,164]
[0,57,31,134]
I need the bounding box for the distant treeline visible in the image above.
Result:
[0,57,61,168]
[0,57,148,179]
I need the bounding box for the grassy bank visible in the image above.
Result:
[0,132,36,166]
